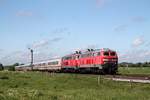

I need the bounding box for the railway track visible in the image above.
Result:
[104,74,150,83]
[69,73,150,83]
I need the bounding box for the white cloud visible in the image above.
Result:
[29,37,63,49]
[0,37,63,65]
[119,49,150,63]
[32,39,49,49]
[0,50,59,65]
[132,37,145,47]
[0,51,30,65]
[50,37,63,42]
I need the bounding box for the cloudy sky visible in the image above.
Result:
[0,0,150,65]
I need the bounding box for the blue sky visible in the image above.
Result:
[0,0,150,65]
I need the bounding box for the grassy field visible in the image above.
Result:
[118,67,150,75]
[0,70,150,100]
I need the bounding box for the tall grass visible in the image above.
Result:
[0,71,150,100]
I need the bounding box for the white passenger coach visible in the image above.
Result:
[15,58,62,72]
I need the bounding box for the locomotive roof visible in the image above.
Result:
[63,48,116,57]
[34,58,61,64]
[100,48,116,52]
[16,58,61,67]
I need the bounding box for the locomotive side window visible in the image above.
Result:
[81,54,86,58]
[97,52,101,56]
[103,52,109,56]
[94,52,101,56]
[81,53,91,58]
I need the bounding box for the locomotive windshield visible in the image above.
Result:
[103,52,109,56]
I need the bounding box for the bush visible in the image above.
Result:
[0,63,4,71]
[8,66,15,71]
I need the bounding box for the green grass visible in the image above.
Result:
[0,71,150,100]
[119,67,150,75]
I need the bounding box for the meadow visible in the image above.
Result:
[0,68,150,100]
[118,67,150,75]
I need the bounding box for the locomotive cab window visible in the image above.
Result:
[103,52,109,56]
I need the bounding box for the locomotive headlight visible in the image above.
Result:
[103,59,109,61]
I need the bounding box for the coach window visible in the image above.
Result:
[54,61,58,65]
[42,63,46,66]
[48,62,51,65]
[51,62,54,65]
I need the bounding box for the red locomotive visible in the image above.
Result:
[62,48,118,74]
[15,48,118,74]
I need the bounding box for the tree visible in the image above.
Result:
[0,63,4,71]
[8,63,19,71]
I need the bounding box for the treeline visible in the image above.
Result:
[0,63,22,71]
[119,62,150,67]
